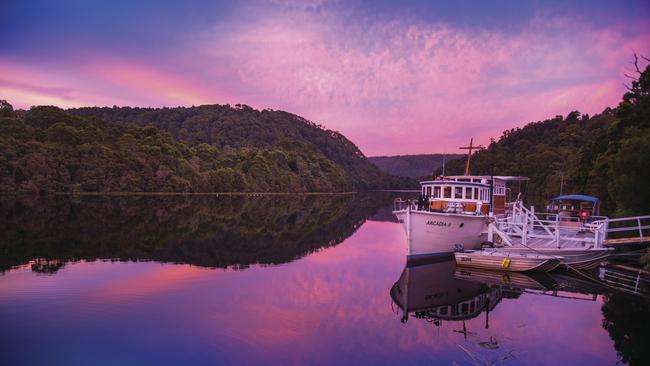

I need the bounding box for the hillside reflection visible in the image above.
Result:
[0,193,396,273]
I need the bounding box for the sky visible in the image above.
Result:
[1,0,649,156]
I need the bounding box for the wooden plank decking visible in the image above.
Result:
[603,237,650,246]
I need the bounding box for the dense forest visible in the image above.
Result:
[0,102,411,193]
[438,57,650,216]
[369,154,463,178]
[69,104,412,190]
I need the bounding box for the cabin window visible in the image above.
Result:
[422,187,425,195]
[444,186,451,198]
[454,187,463,199]
[433,186,441,198]
[464,187,472,199]
[494,184,505,195]
[426,186,431,196]
[473,187,478,200]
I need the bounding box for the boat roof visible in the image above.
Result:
[550,194,600,204]
[445,175,530,181]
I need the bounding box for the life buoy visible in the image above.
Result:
[578,209,591,221]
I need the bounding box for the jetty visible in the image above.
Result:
[487,202,650,250]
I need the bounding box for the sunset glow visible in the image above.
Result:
[2,0,649,154]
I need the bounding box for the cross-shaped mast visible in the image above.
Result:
[459,138,485,175]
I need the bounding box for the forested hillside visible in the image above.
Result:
[0,103,413,193]
[69,104,410,189]
[369,154,463,178]
[0,103,357,193]
[439,58,650,215]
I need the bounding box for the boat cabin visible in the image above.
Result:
[419,175,528,216]
[546,194,601,218]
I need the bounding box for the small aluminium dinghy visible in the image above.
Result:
[454,249,563,272]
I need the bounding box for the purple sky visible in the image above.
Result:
[1,0,649,155]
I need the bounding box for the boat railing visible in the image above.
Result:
[393,198,489,215]
[592,215,650,245]
[393,198,416,212]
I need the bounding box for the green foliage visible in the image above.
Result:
[0,102,362,193]
[607,128,650,215]
[68,104,412,189]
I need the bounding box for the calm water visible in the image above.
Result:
[0,194,648,365]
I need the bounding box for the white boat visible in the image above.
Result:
[393,174,528,262]
[455,249,563,272]
[493,247,611,270]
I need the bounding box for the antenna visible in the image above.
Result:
[442,155,446,177]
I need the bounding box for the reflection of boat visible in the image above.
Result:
[455,249,563,272]
[390,259,502,323]
[454,267,556,290]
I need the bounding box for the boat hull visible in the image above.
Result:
[394,209,487,261]
[495,248,612,270]
[455,251,562,272]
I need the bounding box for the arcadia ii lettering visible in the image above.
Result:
[426,220,451,227]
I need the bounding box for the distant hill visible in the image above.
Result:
[68,104,415,190]
[369,154,464,178]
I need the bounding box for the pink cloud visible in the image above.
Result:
[2,4,649,156]
[194,8,650,155]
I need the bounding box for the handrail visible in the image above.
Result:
[593,215,650,243]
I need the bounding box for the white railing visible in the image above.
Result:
[491,203,606,248]
[598,266,650,296]
[393,198,417,212]
[592,215,650,244]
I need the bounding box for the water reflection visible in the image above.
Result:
[390,258,650,365]
[0,193,397,273]
[390,259,497,325]
[1,196,649,365]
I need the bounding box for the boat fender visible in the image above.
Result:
[501,257,511,268]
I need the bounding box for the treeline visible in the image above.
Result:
[69,104,412,190]
[0,102,410,193]
[439,58,650,216]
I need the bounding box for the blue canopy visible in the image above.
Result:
[550,194,600,204]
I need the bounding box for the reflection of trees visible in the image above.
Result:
[601,293,650,366]
[0,193,395,273]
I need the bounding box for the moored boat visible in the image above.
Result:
[454,249,563,272]
[392,138,529,263]
[492,247,611,270]
[393,174,528,262]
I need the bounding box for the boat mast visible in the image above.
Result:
[459,138,485,175]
